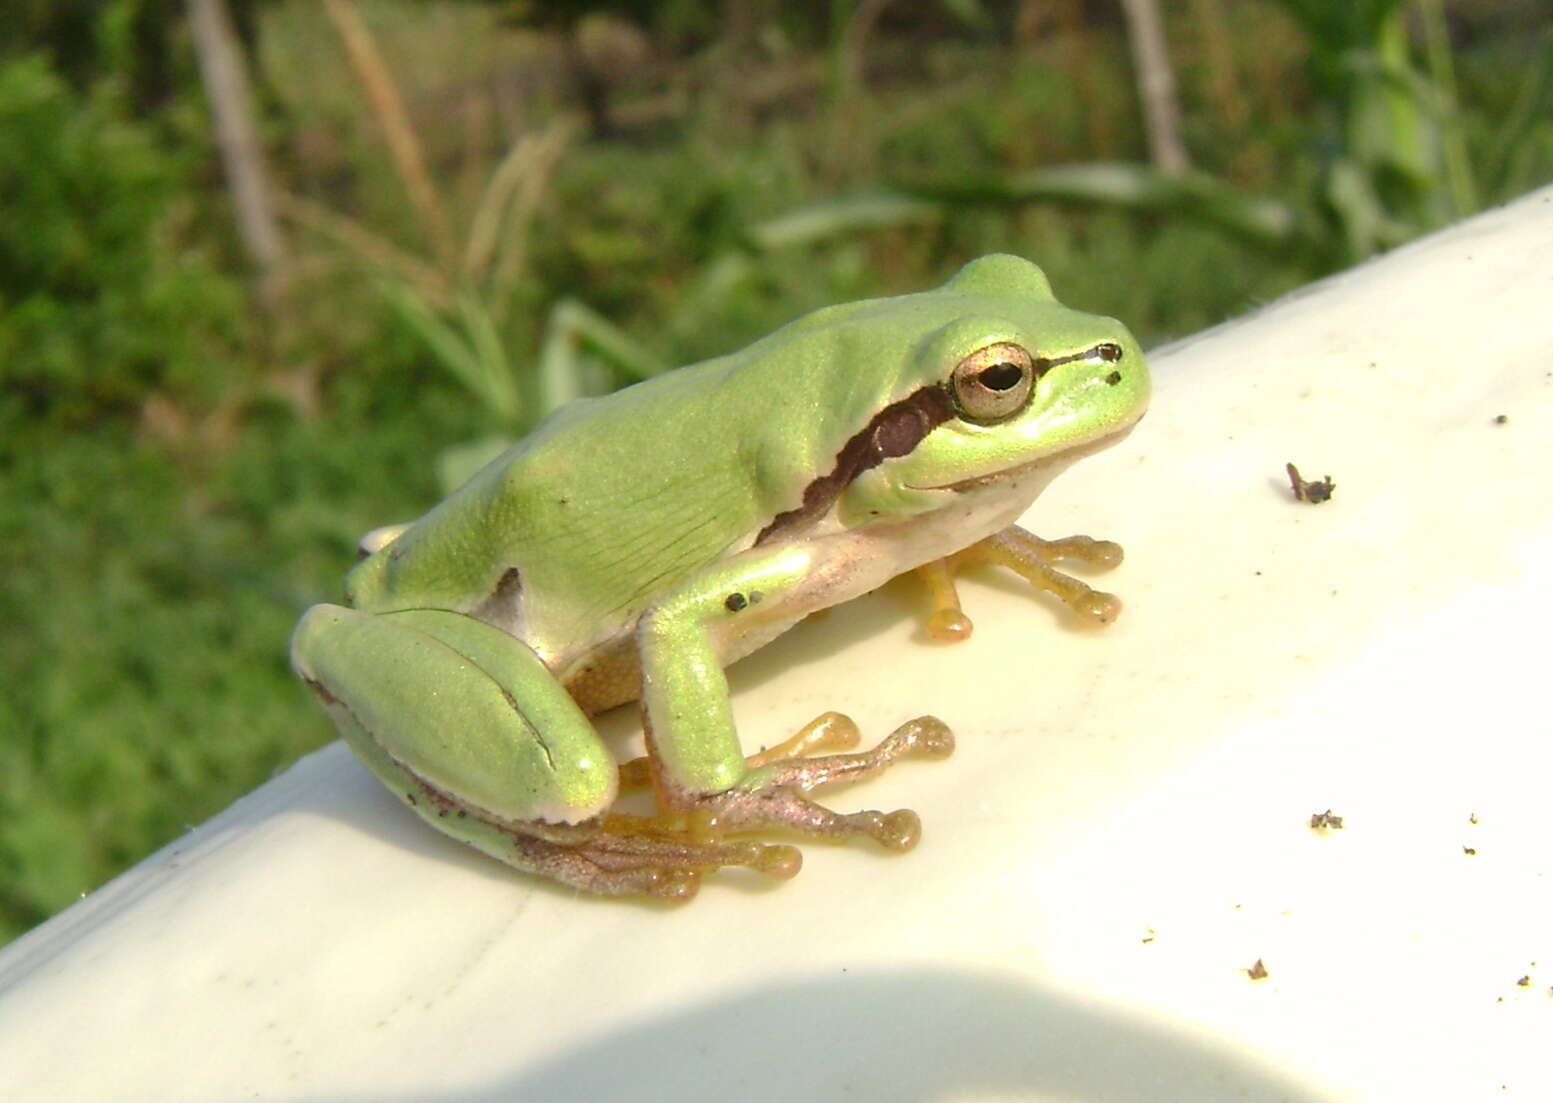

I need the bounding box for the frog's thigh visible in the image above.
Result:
[291,605,616,827]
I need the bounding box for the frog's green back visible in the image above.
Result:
[345,255,1080,652]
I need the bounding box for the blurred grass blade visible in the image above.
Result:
[535,306,583,415]
[277,192,451,309]
[462,131,545,283]
[378,278,520,423]
[321,0,453,265]
[556,300,666,382]
[1415,0,1477,215]
[536,299,668,418]
[1483,31,1553,195]
[665,194,944,330]
[454,289,520,422]
[899,163,1303,249]
[463,117,578,287]
[750,192,942,250]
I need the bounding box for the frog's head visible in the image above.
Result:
[836,254,1150,526]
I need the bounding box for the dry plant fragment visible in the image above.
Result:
[1286,462,1336,503]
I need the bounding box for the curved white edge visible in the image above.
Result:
[3,187,1551,1102]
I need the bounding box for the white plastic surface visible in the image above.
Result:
[3,187,1551,1102]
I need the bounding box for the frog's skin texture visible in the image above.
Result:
[290,255,1150,898]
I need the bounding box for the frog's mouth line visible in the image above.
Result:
[914,420,1141,494]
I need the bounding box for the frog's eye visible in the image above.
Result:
[949,342,1035,423]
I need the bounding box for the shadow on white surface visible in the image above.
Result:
[291,969,1321,1103]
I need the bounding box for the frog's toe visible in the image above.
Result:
[518,824,806,897]
[746,711,862,767]
[902,716,955,759]
[643,869,702,901]
[692,784,928,852]
[1071,589,1122,626]
[925,607,974,643]
[597,840,798,897]
[858,808,922,850]
[917,557,976,642]
[756,715,954,793]
[1035,533,1123,569]
[749,842,803,879]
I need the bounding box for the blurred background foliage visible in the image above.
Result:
[1,0,1549,947]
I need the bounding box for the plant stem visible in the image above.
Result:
[1120,0,1190,176]
[321,0,455,269]
[185,0,289,314]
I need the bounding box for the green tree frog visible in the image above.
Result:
[291,254,1149,899]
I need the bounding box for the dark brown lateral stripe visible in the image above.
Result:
[755,384,955,545]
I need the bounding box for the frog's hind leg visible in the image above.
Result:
[503,822,802,900]
[291,605,795,899]
[340,705,796,899]
[917,524,1125,641]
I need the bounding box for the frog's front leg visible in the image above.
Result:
[291,605,797,899]
[917,524,1125,642]
[637,543,954,849]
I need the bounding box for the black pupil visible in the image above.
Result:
[979,362,1024,391]
[1097,343,1123,362]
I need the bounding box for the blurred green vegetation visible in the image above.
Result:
[1,0,1550,947]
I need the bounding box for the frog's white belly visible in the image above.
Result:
[712,457,1070,667]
